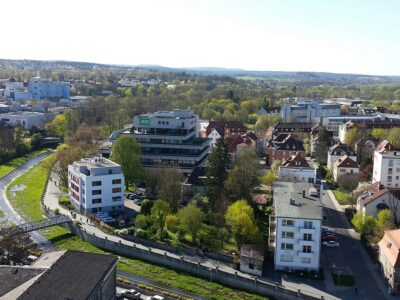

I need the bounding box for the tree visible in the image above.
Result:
[206,138,231,211]
[64,109,80,136]
[388,190,400,226]
[344,127,362,149]
[157,169,184,212]
[389,128,400,147]
[371,128,388,140]
[337,174,360,192]
[111,135,144,190]
[134,214,148,230]
[0,227,34,265]
[351,211,364,233]
[177,203,204,246]
[225,200,259,250]
[150,199,171,241]
[315,127,329,164]
[376,209,394,237]
[223,149,259,203]
[140,199,153,215]
[262,170,277,186]
[45,114,67,137]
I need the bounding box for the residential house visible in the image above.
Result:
[327,143,357,170]
[265,134,305,166]
[333,155,359,182]
[356,182,400,220]
[378,229,400,294]
[278,153,317,183]
[181,166,207,201]
[240,244,264,276]
[373,140,400,187]
[68,156,125,214]
[272,122,314,138]
[269,182,322,272]
[206,120,247,147]
[0,250,118,300]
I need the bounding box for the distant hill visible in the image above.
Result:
[1,58,399,85]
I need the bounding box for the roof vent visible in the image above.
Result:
[290,199,296,206]
[302,189,306,198]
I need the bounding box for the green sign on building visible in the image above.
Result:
[139,117,150,126]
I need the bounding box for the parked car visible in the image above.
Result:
[322,241,340,247]
[121,289,141,299]
[321,235,337,242]
[321,231,335,236]
[102,217,116,223]
[147,295,165,300]
[116,292,125,300]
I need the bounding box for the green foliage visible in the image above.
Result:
[261,170,277,186]
[371,128,388,140]
[376,209,394,237]
[150,199,171,241]
[206,138,231,211]
[45,114,67,137]
[140,199,153,215]
[225,200,259,250]
[111,135,144,190]
[177,203,205,246]
[351,211,364,233]
[388,128,400,147]
[134,214,149,230]
[344,127,362,149]
[315,127,329,164]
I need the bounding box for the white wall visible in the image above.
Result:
[327,154,357,170]
[333,166,359,182]
[274,217,321,271]
[373,151,400,187]
[278,167,316,183]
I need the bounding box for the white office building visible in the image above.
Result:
[0,111,52,130]
[373,140,400,187]
[281,101,341,123]
[269,182,322,272]
[68,156,125,214]
[28,77,70,99]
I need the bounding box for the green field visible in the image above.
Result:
[6,154,267,300]
[332,189,350,205]
[0,149,50,178]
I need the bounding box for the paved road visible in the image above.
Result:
[117,286,151,299]
[321,189,395,300]
[0,151,53,247]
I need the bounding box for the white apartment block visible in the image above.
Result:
[278,166,316,183]
[0,111,52,130]
[269,182,322,272]
[373,141,400,187]
[68,156,125,214]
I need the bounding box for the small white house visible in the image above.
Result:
[356,182,400,220]
[278,153,316,183]
[327,143,357,170]
[207,128,222,147]
[68,156,125,214]
[333,155,359,182]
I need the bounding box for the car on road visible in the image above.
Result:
[147,295,165,300]
[321,230,334,236]
[121,289,141,299]
[322,241,340,247]
[116,292,125,299]
[321,235,337,242]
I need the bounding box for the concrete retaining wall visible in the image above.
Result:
[70,225,334,300]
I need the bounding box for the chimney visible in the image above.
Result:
[290,199,296,206]
[302,189,306,198]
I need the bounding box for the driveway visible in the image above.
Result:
[321,190,395,300]
[0,151,53,247]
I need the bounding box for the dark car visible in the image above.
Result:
[322,235,337,242]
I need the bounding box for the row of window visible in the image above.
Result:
[91,188,121,195]
[92,179,121,186]
[280,255,312,264]
[91,196,123,205]
[282,232,313,241]
[281,243,313,253]
[281,219,313,229]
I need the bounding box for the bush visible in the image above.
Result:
[54,208,60,215]
[140,199,153,215]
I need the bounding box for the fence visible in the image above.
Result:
[70,225,337,300]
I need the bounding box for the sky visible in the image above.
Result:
[1,0,400,75]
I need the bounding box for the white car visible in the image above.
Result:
[322,241,340,247]
[147,296,165,300]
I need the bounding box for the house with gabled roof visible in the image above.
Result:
[265,134,305,166]
[278,153,317,183]
[327,142,357,170]
[378,229,400,294]
[333,155,359,182]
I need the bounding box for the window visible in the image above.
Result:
[389,168,393,174]
[108,169,112,174]
[282,219,294,226]
[280,255,294,262]
[282,231,294,238]
[112,196,122,202]
[301,257,312,264]
[92,198,102,204]
[92,190,102,195]
[304,221,313,229]
[302,245,312,253]
[303,233,312,241]
[281,243,294,250]
[112,179,121,184]
[389,160,394,166]
[112,187,122,193]
[388,176,393,182]
[249,263,255,270]
[92,181,102,186]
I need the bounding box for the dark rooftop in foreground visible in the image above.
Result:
[0,266,45,298]
[273,182,322,220]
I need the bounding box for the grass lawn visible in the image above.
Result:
[7,154,268,300]
[6,154,56,221]
[332,189,350,205]
[331,273,355,286]
[0,148,50,178]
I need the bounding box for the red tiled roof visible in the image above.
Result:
[378,230,400,267]
[206,120,247,137]
[334,155,359,168]
[282,152,311,167]
[376,140,400,153]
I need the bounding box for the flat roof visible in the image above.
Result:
[273,182,322,220]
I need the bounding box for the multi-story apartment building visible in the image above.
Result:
[373,140,400,187]
[280,101,340,123]
[265,134,305,166]
[28,77,70,99]
[269,182,322,272]
[132,108,210,172]
[68,156,124,214]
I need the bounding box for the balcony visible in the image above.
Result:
[299,227,316,234]
[298,251,314,258]
[299,239,315,246]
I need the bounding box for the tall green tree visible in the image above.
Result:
[206,138,231,211]
[376,209,394,237]
[177,203,204,246]
[388,128,400,147]
[150,199,171,241]
[344,127,362,149]
[315,127,329,164]
[111,135,144,190]
[45,114,67,137]
[225,200,259,250]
